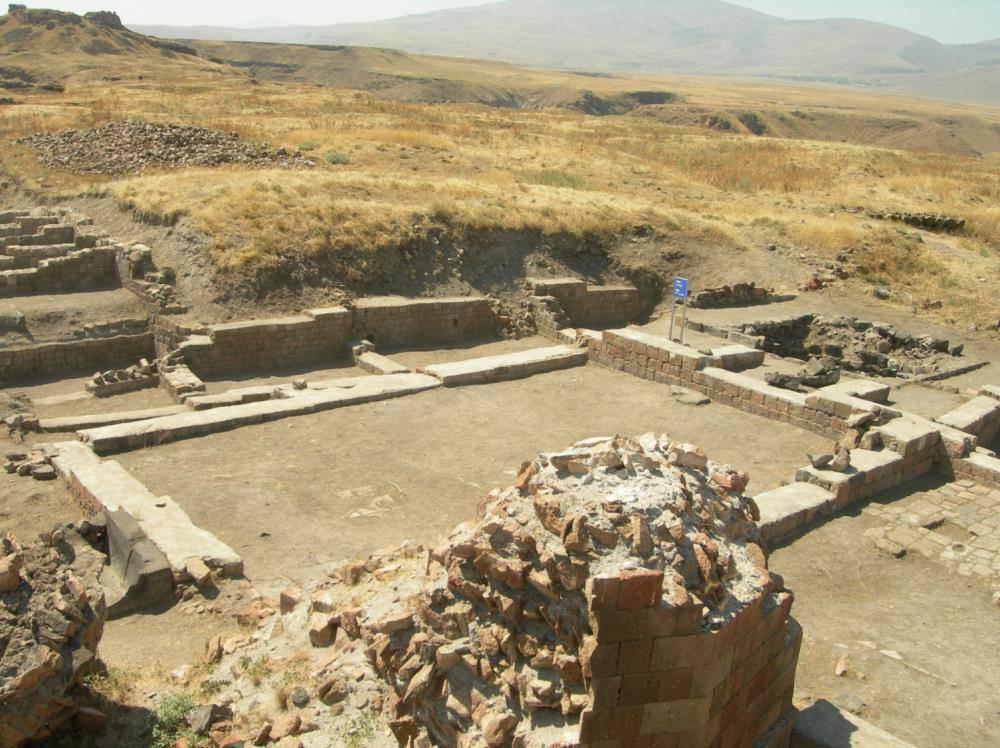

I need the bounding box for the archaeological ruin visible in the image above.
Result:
[1,205,999,747]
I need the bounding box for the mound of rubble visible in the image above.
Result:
[18,122,314,176]
[0,531,107,746]
[742,314,966,378]
[191,435,799,747]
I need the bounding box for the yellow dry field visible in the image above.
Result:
[1,72,998,327]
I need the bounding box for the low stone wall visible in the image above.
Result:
[177,308,352,376]
[353,296,495,346]
[690,282,772,309]
[0,246,118,297]
[529,278,643,329]
[936,396,1000,445]
[579,568,800,746]
[173,298,498,377]
[0,333,154,383]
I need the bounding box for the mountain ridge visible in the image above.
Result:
[130,0,1000,103]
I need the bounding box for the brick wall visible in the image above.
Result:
[0,333,154,383]
[179,308,352,376]
[0,247,118,297]
[578,568,800,746]
[353,296,496,346]
[529,279,643,330]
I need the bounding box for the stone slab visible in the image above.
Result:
[421,346,587,387]
[980,384,1000,401]
[872,416,941,457]
[357,351,410,376]
[710,344,766,371]
[755,483,836,543]
[49,441,241,573]
[79,374,442,453]
[37,405,189,432]
[821,379,891,404]
[935,396,1000,436]
[792,699,916,747]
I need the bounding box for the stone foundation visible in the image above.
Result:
[529,278,643,329]
[0,333,154,383]
[0,246,118,297]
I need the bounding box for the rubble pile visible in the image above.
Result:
[18,122,314,176]
[197,435,773,747]
[742,314,966,378]
[0,531,107,746]
[3,447,55,480]
[765,356,841,392]
[689,282,771,309]
[86,357,157,395]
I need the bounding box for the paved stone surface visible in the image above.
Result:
[755,482,836,543]
[864,480,1000,586]
[37,405,189,432]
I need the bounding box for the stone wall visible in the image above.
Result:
[529,278,643,329]
[579,568,800,746]
[178,308,352,376]
[690,282,772,309]
[0,333,154,383]
[353,296,495,346]
[0,247,118,297]
[174,298,498,377]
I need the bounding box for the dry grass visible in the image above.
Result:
[1,73,998,326]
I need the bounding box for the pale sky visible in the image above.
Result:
[17,1,1000,44]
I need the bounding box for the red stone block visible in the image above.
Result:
[657,668,693,702]
[617,569,664,610]
[579,708,613,742]
[588,576,622,612]
[618,638,654,674]
[611,705,644,739]
[581,638,621,680]
[647,603,678,638]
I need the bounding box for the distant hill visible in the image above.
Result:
[134,0,1000,104]
[0,5,227,89]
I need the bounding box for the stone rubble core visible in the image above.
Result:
[253,435,800,748]
[0,530,107,746]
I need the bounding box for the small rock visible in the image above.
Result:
[830,448,851,473]
[808,453,833,470]
[186,704,215,735]
[874,286,891,300]
[289,687,309,708]
[269,713,301,740]
[0,553,22,592]
[279,586,303,614]
[184,557,212,587]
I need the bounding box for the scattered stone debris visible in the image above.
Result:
[0,531,106,746]
[689,282,771,309]
[3,447,53,479]
[864,209,966,234]
[191,435,792,747]
[765,356,841,392]
[17,122,315,176]
[740,314,969,378]
[86,357,158,396]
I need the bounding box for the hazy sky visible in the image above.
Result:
[19,1,1000,44]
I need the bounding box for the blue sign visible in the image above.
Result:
[673,277,689,300]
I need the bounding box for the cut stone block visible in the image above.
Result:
[821,378,891,404]
[792,699,916,747]
[701,367,808,406]
[710,344,766,371]
[80,374,442,453]
[872,416,941,457]
[755,483,836,543]
[795,449,903,508]
[980,384,1000,401]
[807,390,898,420]
[935,396,1000,439]
[49,441,241,574]
[421,346,587,387]
[356,351,410,376]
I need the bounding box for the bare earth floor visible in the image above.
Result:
[772,485,1000,748]
[114,365,831,588]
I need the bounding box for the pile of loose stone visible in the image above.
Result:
[190,435,767,747]
[18,122,315,176]
[87,356,157,389]
[0,531,107,746]
[3,447,55,480]
[743,314,966,378]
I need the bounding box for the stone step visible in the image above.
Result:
[710,344,765,371]
[755,483,836,544]
[796,449,904,509]
[420,345,588,387]
[48,441,241,574]
[357,351,410,376]
[80,373,442,453]
[820,378,891,404]
[936,396,1000,441]
[869,415,941,457]
[36,405,189,432]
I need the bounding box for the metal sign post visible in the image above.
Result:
[670,277,689,342]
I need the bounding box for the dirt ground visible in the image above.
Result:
[113,364,831,589]
[773,476,1000,748]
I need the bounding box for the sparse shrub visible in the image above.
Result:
[325,150,350,165]
[151,692,196,748]
[297,141,318,152]
[518,168,586,190]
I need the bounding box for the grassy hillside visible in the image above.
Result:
[1,9,997,329]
